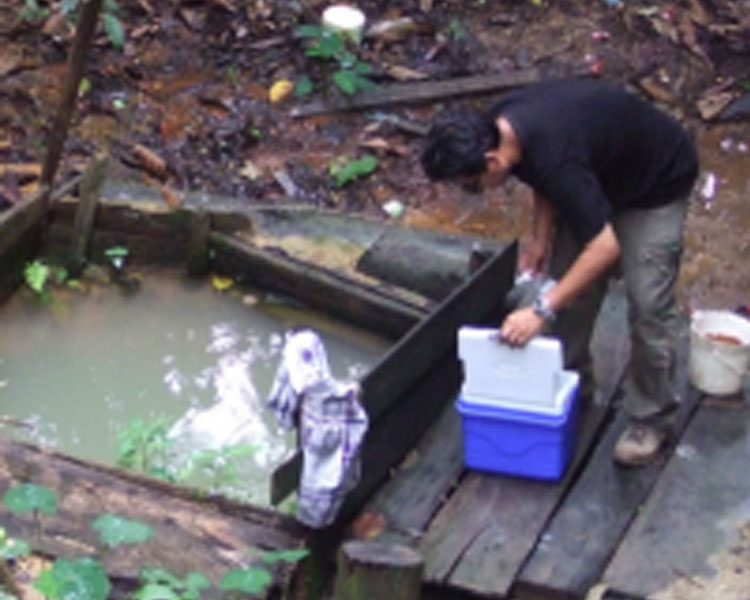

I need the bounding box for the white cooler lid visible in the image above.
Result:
[458,326,564,407]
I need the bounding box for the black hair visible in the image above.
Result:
[420,107,500,181]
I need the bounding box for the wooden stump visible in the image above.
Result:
[333,540,423,600]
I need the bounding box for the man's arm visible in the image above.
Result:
[520,192,556,274]
[500,223,620,346]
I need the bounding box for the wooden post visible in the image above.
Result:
[41,0,104,189]
[66,153,108,277]
[333,541,423,600]
[186,211,211,277]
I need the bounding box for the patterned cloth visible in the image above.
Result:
[267,329,369,528]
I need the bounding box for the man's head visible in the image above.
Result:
[420,107,500,182]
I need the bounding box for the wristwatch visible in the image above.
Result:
[532,288,556,322]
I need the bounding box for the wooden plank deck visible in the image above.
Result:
[358,284,750,599]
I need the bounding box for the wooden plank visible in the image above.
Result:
[517,328,701,599]
[419,283,631,597]
[269,243,517,505]
[362,404,464,545]
[0,440,305,584]
[602,400,750,599]
[66,154,108,277]
[291,69,541,118]
[209,232,426,340]
[336,352,463,525]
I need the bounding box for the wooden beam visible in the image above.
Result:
[66,153,108,277]
[41,0,104,187]
[209,232,426,339]
[291,69,542,118]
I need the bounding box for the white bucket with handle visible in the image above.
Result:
[689,310,750,396]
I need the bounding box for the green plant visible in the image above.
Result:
[296,25,375,96]
[220,566,273,596]
[134,567,210,600]
[34,557,110,600]
[91,514,154,549]
[24,260,51,300]
[19,0,49,21]
[0,527,31,561]
[116,418,174,480]
[329,154,379,187]
[187,443,256,489]
[104,246,129,271]
[62,0,124,48]
[3,483,58,516]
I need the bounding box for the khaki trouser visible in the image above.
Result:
[548,199,688,427]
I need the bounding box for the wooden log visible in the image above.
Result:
[356,228,504,301]
[66,154,109,277]
[333,541,423,600]
[291,69,542,118]
[186,210,211,276]
[209,232,426,339]
[41,0,103,187]
[0,440,305,584]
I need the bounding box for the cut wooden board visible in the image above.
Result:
[517,328,702,598]
[602,401,750,599]
[0,440,305,584]
[291,69,542,118]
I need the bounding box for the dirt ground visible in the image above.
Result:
[1,0,749,311]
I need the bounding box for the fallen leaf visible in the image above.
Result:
[0,163,41,179]
[358,137,408,156]
[385,64,429,81]
[212,275,234,292]
[696,91,735,120]
[0,47,22,77]
[160,186,181,208]
[678,11,712,68]
[420,0,433,12]
[239,160,262,180]
[0,139,11,151]
[133,144,168,179]
[268,79,294,104]
[350,511,386,540]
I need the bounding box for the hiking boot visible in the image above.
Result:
[613,422,667,467]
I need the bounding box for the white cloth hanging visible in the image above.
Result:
[267,329,369,528]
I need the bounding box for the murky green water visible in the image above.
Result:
[0,269,388,506]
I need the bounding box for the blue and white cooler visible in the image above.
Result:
[456,326,580,481]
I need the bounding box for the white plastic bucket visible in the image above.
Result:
[689,310,750,396]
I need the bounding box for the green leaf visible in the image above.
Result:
[332,70,358,95]
[4,483,58,515]
[103,0,119,13]
[261,548,310,565]
[60,0,79,14]
[295,24,322,38]
[1,536,31,560]
[102,13,125,48]
[92,513,154,548]
[354,61,373,75]
[134,583,180,600]
[295,77,314,97]
[183,572,211,599]
[34,558,110,600]
[330,154,379,187]
[139,567,182,588]
[220,567,272,595]
[24,261,50,294]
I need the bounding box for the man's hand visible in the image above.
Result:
[499,307,545,346]
[519,239,548,274]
